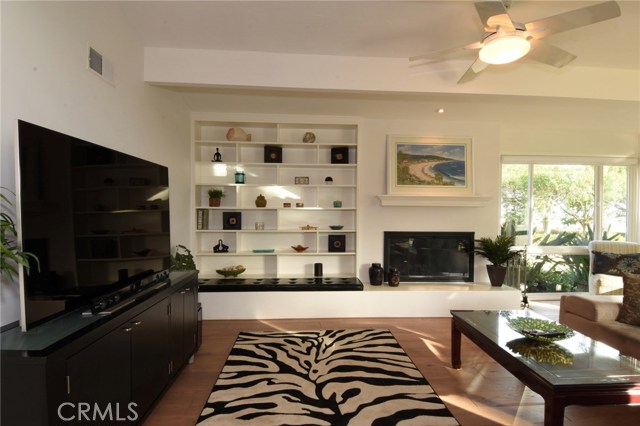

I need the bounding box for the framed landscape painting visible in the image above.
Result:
[387,136,473,195]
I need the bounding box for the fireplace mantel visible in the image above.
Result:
[376,194,491,207]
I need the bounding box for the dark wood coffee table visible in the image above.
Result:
[451,310,640,426]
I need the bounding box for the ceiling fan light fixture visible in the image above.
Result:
[479,33,531,65]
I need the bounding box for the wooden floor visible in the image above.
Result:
[143,302,638,426]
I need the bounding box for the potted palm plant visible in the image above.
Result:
[473,235,520,286]
[208,188,225,207]
[1,188,39,279]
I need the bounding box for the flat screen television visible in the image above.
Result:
[15,120,171,331]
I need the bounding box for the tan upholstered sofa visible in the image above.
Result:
[559,241,640,359]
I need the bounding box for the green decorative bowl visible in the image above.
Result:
[507,317,575,343]
[216,268,246,278]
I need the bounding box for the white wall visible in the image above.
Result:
[357,118,501,281]
[0,2,190,327]
[177,89,639,284]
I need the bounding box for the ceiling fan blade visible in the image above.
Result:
[409,40,483,62]
[457,58,489,84]
[526,39,577,68]
[525,1,621,39]
[475,0,515,31]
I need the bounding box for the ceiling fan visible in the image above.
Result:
[409,0,621,83]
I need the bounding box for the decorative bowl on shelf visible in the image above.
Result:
[329,225,344,230]
[507,317,575,343]
[216,267,246,278]
[291,245,309,253]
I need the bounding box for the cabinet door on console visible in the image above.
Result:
[130,299,170,416]
[66,325,133,425]
[169,290,185,371]
[169,283,198,374]
[182,284,198,360]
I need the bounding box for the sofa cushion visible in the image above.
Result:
[618,273,640,326]
[560,294,622,322]
[592,251,640,276]
[561,314,640,359]
[559,294,640,359]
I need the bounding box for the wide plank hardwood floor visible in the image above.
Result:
[144,304,638,426]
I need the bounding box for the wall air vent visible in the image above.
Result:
[88,46,114,85]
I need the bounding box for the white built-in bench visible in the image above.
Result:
[199,283,521,319]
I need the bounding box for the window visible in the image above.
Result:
[501,157,636,294]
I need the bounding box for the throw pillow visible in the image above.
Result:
[592,251,640,276]
[617,273,640,326]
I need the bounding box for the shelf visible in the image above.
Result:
[197,161,356,168]
[195,207,280,211]
[196,229,355,234]
[194,184,355,189]
[376,194,491,207]
[196,251,356,256]
[195,207,355,211]
[195,140,357,147]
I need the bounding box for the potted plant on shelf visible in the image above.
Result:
[208,188,225,207]
[473,235,520,287]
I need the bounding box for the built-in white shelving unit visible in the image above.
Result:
[191,114,358,279]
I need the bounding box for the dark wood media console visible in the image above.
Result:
[0,270,198,426]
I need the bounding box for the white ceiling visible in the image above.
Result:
[120,0,640,71]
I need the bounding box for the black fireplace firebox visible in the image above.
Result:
[383,232,474,282]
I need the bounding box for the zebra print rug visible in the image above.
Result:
[196,329,459,425]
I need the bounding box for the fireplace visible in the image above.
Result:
[383,232,474,282]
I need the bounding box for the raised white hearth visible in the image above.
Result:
[200,283,521,319]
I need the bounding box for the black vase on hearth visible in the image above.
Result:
[369,263,384,286]
[388,268,400,287]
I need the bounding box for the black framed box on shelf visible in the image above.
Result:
[223,212,242,230]
[331,147,349,164]
[264,145,283,163]
[328,234,346,252]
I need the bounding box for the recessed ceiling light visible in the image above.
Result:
[436,108,445,114]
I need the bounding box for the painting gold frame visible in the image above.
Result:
[387,136,473,195]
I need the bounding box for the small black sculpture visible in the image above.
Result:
[212,147,222,162]
[213,239,229,253]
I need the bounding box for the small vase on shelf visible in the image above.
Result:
[388,268,400,287]
[255,194,267,208]
[369,263,383,286]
